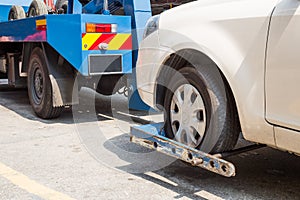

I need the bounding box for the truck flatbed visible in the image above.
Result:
[0,14,133,76]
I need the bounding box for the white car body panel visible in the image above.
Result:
[265,0,300,153]
[136,0,300,154]
[266,0,300,131]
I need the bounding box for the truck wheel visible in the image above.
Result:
[28,0,48,17]
[8,5,26,20]
[164,67,240,153]
[28,47,63,119]
[55,0,68,14]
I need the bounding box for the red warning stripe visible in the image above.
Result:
[119,35,132,50]
[89,34,116,50]
[82,33,132,50]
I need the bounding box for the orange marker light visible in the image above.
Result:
[36,19,47,31]
[86,23,117,33]
[86,23,96,33]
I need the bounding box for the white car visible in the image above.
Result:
[136,0,300,155]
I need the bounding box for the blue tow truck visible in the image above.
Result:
[0,0,152,119]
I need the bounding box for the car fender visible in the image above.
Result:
[157,0,279,146]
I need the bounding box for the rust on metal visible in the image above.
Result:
[130,127,236,177]
[191,158,203,166]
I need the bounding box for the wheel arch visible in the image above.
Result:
[155,48,241,131]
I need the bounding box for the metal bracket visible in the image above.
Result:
[130,123,236,177]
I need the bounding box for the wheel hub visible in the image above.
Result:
[33,68,44,102]
[170,84,206,148]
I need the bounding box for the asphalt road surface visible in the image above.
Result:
[0,88,299,200]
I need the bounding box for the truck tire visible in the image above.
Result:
[28,0,48,17]
[164,66,240,153]
[55,0,68,14]
[8,5,26,20]
[28,47,63,119]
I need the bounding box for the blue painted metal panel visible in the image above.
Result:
[80,14,132,75]
[131,123,166,138]
[46,14,132,75]
[0,16,46,41]
[68,0,83,14]
[0,5,14,23]
[46,14,83,73]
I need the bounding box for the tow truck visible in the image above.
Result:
[0,0,152,119]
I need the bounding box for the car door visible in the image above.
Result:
[266,0,300,153]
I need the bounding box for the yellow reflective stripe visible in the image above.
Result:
[108,34,131,50]
[82,33,102,50]
[36,19,46,26]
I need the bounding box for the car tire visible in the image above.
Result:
[28,0,48,17]
[28,47,63,119]
[164,66,240,153]
[8,5,26,20]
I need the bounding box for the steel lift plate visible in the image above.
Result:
[130,123,236,177]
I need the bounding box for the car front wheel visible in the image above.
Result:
[164,66,240,153]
